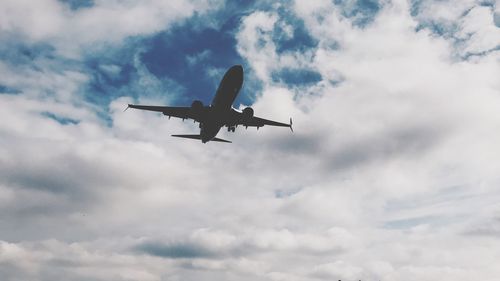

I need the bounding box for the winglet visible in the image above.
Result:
[289,118,293,132]
[124,104,131,112]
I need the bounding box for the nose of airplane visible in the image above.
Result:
[231,64,243,74]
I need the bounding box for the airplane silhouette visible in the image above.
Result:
[126,65,293,143]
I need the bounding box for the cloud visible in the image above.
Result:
[0,239,166,281]
[136,241,215,259]
[1,0,500,280]
[311,261,364,280]
[0,0,221,58]
[410,0,500,58]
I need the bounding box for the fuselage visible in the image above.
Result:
[200,65,243,143]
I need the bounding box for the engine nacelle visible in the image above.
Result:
[190,100,204,115]
[242,107,254,120]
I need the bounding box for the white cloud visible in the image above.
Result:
[0,239,168,281]
[311,261,364,280]
[231,0,500,279]
[236,11,280,82]
[458,5,500,55]
[0,0,221,58]
[409,0,500,57]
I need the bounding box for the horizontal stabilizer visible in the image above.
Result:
[171,134,232,143]
[211,137,232,143]
[171,134,202,140]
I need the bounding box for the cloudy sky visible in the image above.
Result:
[1,0,500,280]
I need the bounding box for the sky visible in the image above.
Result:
[0,0,499,280]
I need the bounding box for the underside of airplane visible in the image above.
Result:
[126,65,293,143]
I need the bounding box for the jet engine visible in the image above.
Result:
[190,100,203,115]
[242,107,254,120]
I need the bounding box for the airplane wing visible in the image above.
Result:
[126,104,193,120]
[243,116,291,127]
[236,113,293,131]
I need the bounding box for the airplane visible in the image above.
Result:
[126,65,293,143]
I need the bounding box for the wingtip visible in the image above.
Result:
[289,117,293,132]
[124,104,130,112]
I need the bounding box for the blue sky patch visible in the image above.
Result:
[409,0,422,17]
[59,0,94,10]
[411,0,459,37]
[78,8,265,109]
[415,21,459,38]
[273,7,318,54]
[0,37,56,67]
[335,0,382,27]
[0,85,20,95]
[478,0,496,8]
[462,45,500,60]
[2,0,330,115]
[84,56,136,105]
[140,14,257,106]
[272,68,322,87]
[274,187,302,198]
[384,215,436,229]
[80,36,187,110]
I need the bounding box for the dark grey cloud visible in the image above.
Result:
[326,124,444,171]
[0,262,28,281]
[269,131,325,155]
[463,216,500,237]
[0,84,21,95]
[135,241,215,259]
[0,141,118,198]
[494,11,500,28]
